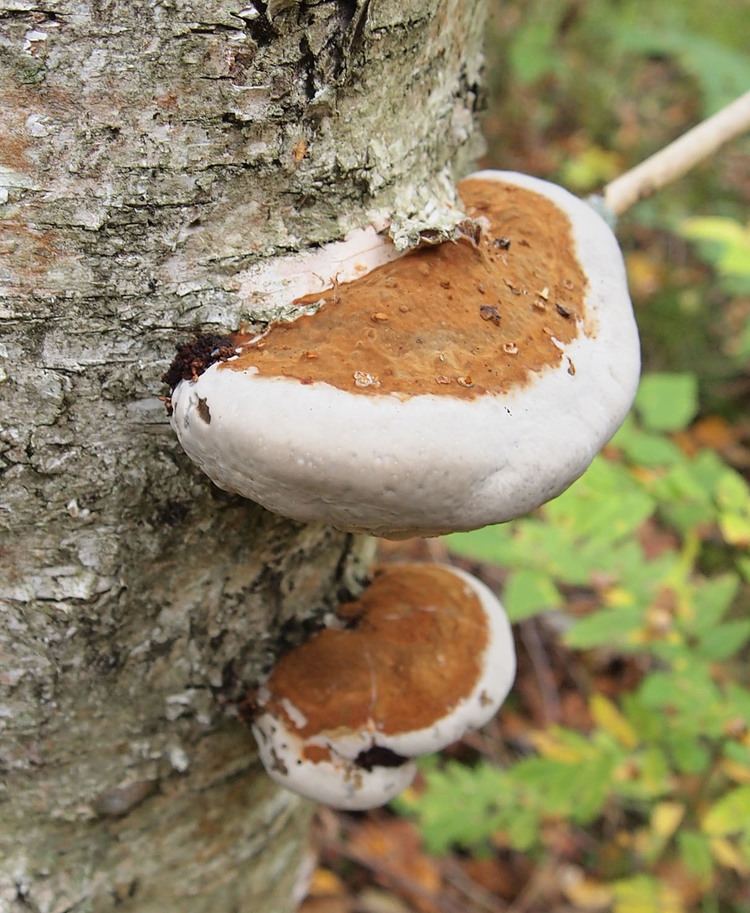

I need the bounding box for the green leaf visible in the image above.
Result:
[716,469,750,510]
[611,415,685,467]
[725,686,750,727]
[697,620,750,661]
[689,574,741,634]
[719,512,750,547]
[681,217,750,250]
[639,668,725,739]
[650,455,720,532]
[560,144,621,193]
[637,746,674,798]
[614,27,750,113]
[724,741,750,767]
[508,15,559,84]
[505,808,541,852]
[621,693,665,744]
[651,462,708,503]
[565,606,644,650]
[503,568,562,621]
[680,217,750,294]
[635,373,699,432]
[678,830,714,882]
[694,449,733,489]
[736,320,750,362]
[512,750,618,824]
[547,458,655,545]
[703,786,750,836]
[669,733,711,775]
[444,524,515,566]
[495,522,594,585]
[738,557,750,583]
[612,874,665,913]
[395,760,513,853]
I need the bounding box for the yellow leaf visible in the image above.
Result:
[720,759,750,784]
[590,694,638,749]
[631,465,658,484]
[529,731,585,763]
[562,145,623,192]
[614,828,635,848]
[561,866,613,910]
[613,877,685,913]
[399,786,419,807]
[673,655,690,673]
[625,251,664,298]
[605,586,635,608]
[710,837,750,875]
[308,868,345,897]
[651,802,685,840]
[702,786,750,836]
[631,827,651,856]
[719,512,750,547]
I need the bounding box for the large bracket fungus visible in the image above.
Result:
[166,171,640,538]
[251,563,516,810]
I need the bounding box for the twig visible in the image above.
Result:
[505,861,563,913]
[602,90,750,216]
[519,618,561,725]
[440,858,510,913]
[460,726,508,765]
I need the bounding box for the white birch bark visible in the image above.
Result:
[0,1,486,909]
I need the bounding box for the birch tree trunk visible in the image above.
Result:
[0,1,486,909]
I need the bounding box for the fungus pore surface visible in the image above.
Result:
[224,179,590,398]
[262,563,488,740]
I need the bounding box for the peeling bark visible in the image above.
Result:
[0,1,487,909]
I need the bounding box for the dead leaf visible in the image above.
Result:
[308,867,346,897]
[299,896,352,913]
[349,819,442,913]
[560,865,613,910]
[460,855,525,900]
[626,251,665,299]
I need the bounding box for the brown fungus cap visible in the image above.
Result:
[251,563,516,809]
[263,564,488,740]
[224,179,590,397]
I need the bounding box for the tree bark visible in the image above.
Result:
[0,1,486,909]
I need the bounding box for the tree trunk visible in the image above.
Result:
[0,1,486,909]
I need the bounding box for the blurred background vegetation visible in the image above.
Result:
[301,2,750,911]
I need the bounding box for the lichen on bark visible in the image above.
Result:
[0,0,487,909]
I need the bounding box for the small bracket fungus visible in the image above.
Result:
[167,170,640,537]
[251,563,516,810]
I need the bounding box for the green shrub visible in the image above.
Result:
[396,373,750,910]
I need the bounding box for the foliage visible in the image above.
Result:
[677,217,750,365]
[678,218,750,296]
[505,1,750,116]
[395,374,750,910]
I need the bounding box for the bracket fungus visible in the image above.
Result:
[251,563,516,810]
[167,170,640,537]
